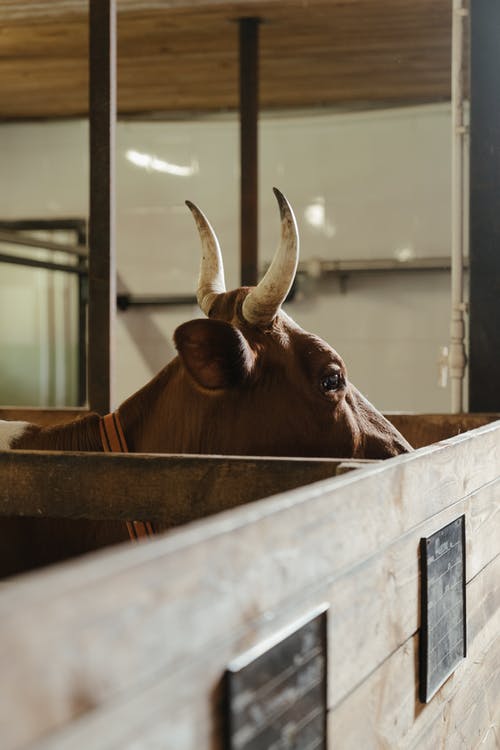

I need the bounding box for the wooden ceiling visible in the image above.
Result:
[0,0,452,120]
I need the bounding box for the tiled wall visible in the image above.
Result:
[0,103,456,411]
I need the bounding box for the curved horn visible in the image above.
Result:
[242,187,299,326]
[186,200,226,315]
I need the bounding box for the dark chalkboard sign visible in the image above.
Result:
[225,604,328,750]
[419,515,466,702]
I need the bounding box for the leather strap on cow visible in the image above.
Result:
[99,412,155,541]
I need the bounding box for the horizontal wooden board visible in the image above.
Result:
[0,450,346,525]
[0,407,88,425]
[19,552,499,750]
[330,553,500,749]
[387,412,500,449]
[0,421,498,748]
[0,0,452,119]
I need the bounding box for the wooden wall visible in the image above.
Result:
[0,419,498,748]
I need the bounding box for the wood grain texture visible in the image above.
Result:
[329,553,500,749]
[0,421,498,749]
[0,408,89,424]
[0,0,452,119]
[23,550,499,750]
[0,451,344,524]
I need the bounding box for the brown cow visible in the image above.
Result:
[4,188,411,459]
[0,188,411,575]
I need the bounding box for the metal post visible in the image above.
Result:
[449,0,469,413]
[88,0,116,413]
[239,18,260,287]
[469,0,500,411]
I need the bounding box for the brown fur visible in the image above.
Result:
[118,288,412,459]
[4,287,411,578]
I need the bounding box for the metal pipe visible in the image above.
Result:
[0,230,88,258]
[449,0,469,413]
[299,256,465,276]
[0,253,86,275]
[117,294,197,310]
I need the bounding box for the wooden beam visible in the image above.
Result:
[469,0,500,411]
[385,412,500,448]
[0,408,89,424]
[88,0,116,413]
[0,452,343,526]
[239,17,260,286]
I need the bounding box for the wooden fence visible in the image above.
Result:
[0,416,498,748]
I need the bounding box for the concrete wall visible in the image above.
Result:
[0,103,455,411]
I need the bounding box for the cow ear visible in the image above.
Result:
[174,319,255,390]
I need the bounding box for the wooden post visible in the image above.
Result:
[239,18,260,287]
[88,0,116,413]
[469,0,500,411]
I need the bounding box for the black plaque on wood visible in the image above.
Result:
[225,605,328,750]
[419,516,466,703]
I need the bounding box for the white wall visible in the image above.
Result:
[0,104,454,411]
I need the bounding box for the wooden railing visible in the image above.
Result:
[0,419,498,748]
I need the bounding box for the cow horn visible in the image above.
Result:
[242,187,299,326]
[186,200,226,315]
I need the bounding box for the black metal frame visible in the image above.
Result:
[0,218,88,406]
[469,0,500,411]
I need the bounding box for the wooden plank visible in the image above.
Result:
[0,408,88,425]
[0,423,498,748]
[329,553,500,749]
[21,549,500,750]
[0,0,452,119]
[0,451,344,525]
[386,412,500,448]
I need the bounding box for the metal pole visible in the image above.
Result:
[449,0,469,413]
[239,18,260,287]
[469,0,500,411]
[88,0,116,413]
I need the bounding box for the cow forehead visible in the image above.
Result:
[290,330,346,374]
[250,314,346,377]
[207,288,346,371]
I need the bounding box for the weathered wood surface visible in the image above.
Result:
[330,552,500,748]
[0,452,350,576]
[387,412,500,449]
[0,407,88,425]
[0,451,345,525]
[0,0,451,119]
[0,420,498,749]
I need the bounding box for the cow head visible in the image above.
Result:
[169,188,411,459]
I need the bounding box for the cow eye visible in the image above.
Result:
[320,372,343,393]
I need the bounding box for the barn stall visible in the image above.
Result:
[0,414,499,748]
[1,0,500,748]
